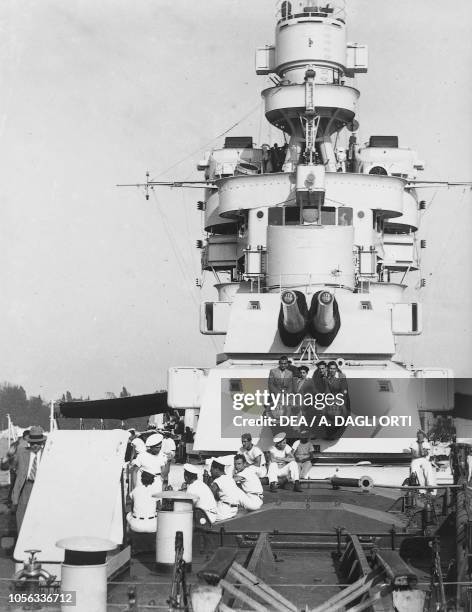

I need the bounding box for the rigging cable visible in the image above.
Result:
[151,191,220,352]
[150,102,262,182]
[257,98,264,147]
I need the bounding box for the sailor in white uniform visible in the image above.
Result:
[240,433,267,479]
[181,463,218,524]
[267,432,302,492]
[292,429,316,479]
[210,459,241,522]
[128,436,146,492]
[205,454,236,478]
[233,454,264,511]
[131,433,167,493]
[160,431,176,485]
[409,430,436,494]
[126,470,159,533]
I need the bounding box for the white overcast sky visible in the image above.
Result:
[0,0,471,400]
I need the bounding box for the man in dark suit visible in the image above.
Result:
[1,429,30,506]
[294,366,316,428]
[312,361,328,393]
[9,426,47,531]
[268,356,294,395]
[325,361,348,396]
[268,356,296,419]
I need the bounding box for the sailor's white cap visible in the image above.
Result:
[183,463,199,475]
[145,433,163,447]
[273,432,286,443]
[213,455,235,467]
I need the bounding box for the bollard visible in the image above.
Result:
[56,537,117,612]
[153,491,196,572]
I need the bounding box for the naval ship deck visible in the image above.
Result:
[0,482,456,611]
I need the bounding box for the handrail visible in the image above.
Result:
[276,0,347,23]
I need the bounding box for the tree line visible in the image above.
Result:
[0,383,132,430]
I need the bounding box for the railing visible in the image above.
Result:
[236,266,408,293]
[264,271,354,294]
[276,0,347,23]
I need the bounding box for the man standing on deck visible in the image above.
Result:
[240,433,266,478]
[312,361,328,393]
[267,432,302,493]
[268,356,294,395]
[409,429,436,494]
[1,429,30,507]
[268,356,294,418]
[293,366,315,419]
[8,426,47,531]
[160,430,176,486]
[131,433,167,492]
[325,361,348,396]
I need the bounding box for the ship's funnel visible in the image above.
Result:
[278,290,308,347]
[308,290,341,346]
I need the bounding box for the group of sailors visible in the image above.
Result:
[260,142,288,174]
[144,414,195,463]
[126,428,318,533]
[240,430,312,491]
[0,421,443,538]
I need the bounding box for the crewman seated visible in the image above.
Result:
[126,470,159,533]
[267,432,302,492]
[205,454,236,478]
[240,433,267,478]
[181,463,218,524]
[292,429,316,479]
[233,454,264,511]
[209,459,242,522]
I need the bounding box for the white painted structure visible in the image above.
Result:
[14,430,129,578]
[168,1,452,456]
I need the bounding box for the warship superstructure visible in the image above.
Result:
[166,0,452,461]
[3,4,471,611]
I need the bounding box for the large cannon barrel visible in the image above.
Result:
[278,290,308,347]
[281,290,305,333]
[308,290,341,346]
[313,291,336,332]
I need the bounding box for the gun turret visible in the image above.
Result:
[308,291,341,346]
[278,290,308,347]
